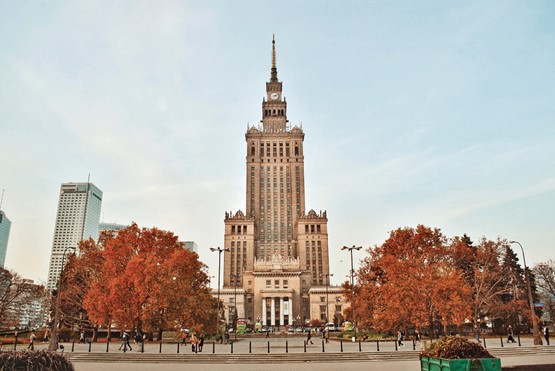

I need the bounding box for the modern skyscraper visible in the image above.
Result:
[0,209,11,268]
[46,182,103,291]
[223,37,330,326]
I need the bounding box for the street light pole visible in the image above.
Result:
[341,245,362,341]
[230,273,239,340]
[210,247,229,343]
[323,273,334,325]
[509,241,543,345]
[49,246,76,351]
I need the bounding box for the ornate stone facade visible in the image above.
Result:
[222,37,333,327]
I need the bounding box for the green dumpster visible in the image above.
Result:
[421,356,501,371]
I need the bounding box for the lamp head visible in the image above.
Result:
[209,247,218,252]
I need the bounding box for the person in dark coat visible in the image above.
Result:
[544,325,550,345]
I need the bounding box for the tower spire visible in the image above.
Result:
[271,34,278,82]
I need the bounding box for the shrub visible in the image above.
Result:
[420,336,494,359]
[0,350,74,371]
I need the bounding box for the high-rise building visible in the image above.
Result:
[0,209,11,268]
[183,241,198,253]
[98,222,127,238]
[223,37,330,326]
[46,182,103,291]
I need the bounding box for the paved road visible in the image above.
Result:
[72,354,555,371]
[9,334,545,354]
[6,335,555,371]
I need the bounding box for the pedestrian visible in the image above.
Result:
[190,332,198,352]
[43,330,49,342]
[28,332,36,350]
[414,330,421,343]
[507,325,516,343]
[324,328,329,343]
[474,325,481,344]
[181,331,187,346]
[397,330,404,347]
[544,325,550,345]
[79,330,85,344]
[307,329,313,345]
[119,331,132,351]
[198,333,205,352]
[224,331,230,345]
[265,328,270,338]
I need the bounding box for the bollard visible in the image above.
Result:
[304,340,307,353]
[500,336,504,348]
[141,341,144,353]
[159,341,162,353]
[106,339,109,353]
[267,340,270,353]
[483,337,487,348]
[195,342,198,354]
[213,342,215,353]
[340,340,343,352]
[249,341,252,353]
[72,340,75,352]
[412,339,416,351]
[377,339,380,352]
[14,334,17,351]
[517,334,521,347]
[286,340,288,353]
[177,341,180,353]
[322,339,325,353]
[88,341,92,353]
[359,340,362,352]
[395,339,398,351]
[231,342,234,354]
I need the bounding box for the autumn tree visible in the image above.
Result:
[71,223,217,337]
[453,238,529,331]
[0,268,48,328]
[534,260,555,321]
[356,225,471,336]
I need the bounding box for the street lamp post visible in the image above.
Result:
[509,241,543,345]
[49,246,76,351]
[230,273,239,340]
[210,247,229,343]
[341,245,362,341]
[323,273,334,325]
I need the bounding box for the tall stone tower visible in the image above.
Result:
[224,37,329,326]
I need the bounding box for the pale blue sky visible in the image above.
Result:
[1,1,554,285]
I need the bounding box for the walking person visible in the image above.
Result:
[119,331,132,351]
[397,330,404,348]
[474,325,482,344]
[198,333,205,352]
[544,325,550,345]
[507,325,516,343]
[28,332,36,350]
[181,331,187,346]
[79,330,85,344]
[414,329,421,343]
[307,329,313,345]
[190,332,198,353]
[324,328,329,344]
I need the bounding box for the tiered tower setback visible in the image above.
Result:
[224,37,329,326]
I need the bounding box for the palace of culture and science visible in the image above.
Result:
[220,37,347,327]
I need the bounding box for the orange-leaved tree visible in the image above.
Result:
[76,223,216,337]
[356,225,472,336]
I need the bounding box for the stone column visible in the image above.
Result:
[271,297,276,326]
[280,297,285,326]
[262,297,266,325]
[289,297,293,325]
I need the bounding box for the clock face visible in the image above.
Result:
[270,92,279,100]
